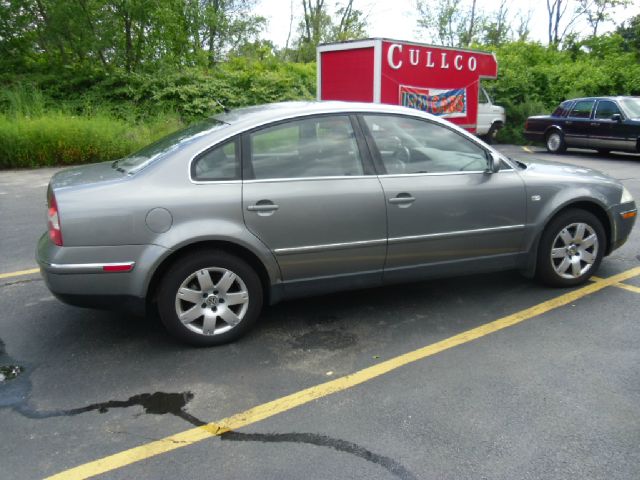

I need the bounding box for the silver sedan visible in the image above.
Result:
[37,102,637,345]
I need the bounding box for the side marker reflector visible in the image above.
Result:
[621,210,637,220]
[102,264,134,273]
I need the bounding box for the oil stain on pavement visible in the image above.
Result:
[2,337,417,479]
[221,431,420,480]
[13,391,204,427]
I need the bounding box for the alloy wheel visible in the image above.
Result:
[547,132,562,152]
[550,222,599,279]
[174,267,249,336]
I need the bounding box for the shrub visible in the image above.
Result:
[0,113,182,169]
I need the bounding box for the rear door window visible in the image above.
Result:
[568,100,595,119]
[248,116,364,179]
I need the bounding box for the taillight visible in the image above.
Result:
[47,190,63,246]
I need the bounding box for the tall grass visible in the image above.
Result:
[0,112,183,169]
[0,83,184,169]
[0,84,47,118]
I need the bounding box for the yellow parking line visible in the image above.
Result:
[522,146,533,153]
[0,267,40,280]
[590,276,640,294]
[46,266,640,480]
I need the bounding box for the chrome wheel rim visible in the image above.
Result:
[550,222,598,279]
[547,133,561,151]
[174,267,249,336]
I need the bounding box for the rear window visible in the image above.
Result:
[552,101,573,117]
[192,139,239,181]
[114,118,229,174]
[568,100,595,119]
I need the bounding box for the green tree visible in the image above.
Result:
[332,0,368,41]
[295,0,367,62]
[546,0,583,46]
[0,0,39,70]
[481,0,510,46]
[578,0,631,37]
[201,0,265,66]
[616,14,640,56]
[416,0,483,47]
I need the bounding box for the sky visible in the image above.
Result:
[254,0,640,47]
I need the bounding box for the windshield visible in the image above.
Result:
[619,98,640,119]
[114,118,229,174]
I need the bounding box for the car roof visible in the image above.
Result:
[562,96,637,103]
[166,100,487,164]
[213,100,445,131]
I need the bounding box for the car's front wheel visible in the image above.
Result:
[545,130,567,153]
[536,209,605,287]
[158,250,263,346]
[484,122,501,145]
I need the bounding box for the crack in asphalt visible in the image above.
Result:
[0,278,43,288]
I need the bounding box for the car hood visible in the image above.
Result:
[518,158,615,183]
[50,161,127,190]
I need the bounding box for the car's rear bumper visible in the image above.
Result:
[524,131,545,142]
[609,202,637,252]
[36,233,169,313]
[45,289,147,315]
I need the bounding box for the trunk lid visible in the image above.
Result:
[49,161,127,190]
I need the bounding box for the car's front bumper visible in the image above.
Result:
[36,233,170,314]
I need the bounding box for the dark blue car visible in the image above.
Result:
[524,96,640,154]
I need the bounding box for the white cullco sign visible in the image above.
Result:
[387,43,478,72]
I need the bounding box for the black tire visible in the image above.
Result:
[536,209,606,287]
[157,250,263,346]
[545,130,567,153]
[484,122,501,145]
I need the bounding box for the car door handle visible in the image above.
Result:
[590,122,600,126]
[247,203,279,212]
[389,195,416,205]
[565,121,573,125]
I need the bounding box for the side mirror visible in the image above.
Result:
[486,152,501,173]
[611,113,622,123]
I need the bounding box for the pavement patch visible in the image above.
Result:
[45,266,640,480]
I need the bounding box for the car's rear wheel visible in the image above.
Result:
[158,251,263,346]
[536,209,605,287]
[545,130,566,153]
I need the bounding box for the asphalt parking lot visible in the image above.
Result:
[1,145,639,480]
